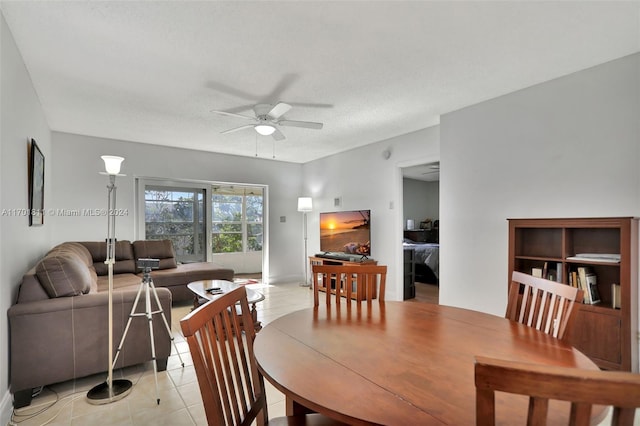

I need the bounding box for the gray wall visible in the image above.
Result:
[0,14,52,423]
[303,126,440,300]
[403,178,439,229]
[440,53,640,318]
[50,132,304,283]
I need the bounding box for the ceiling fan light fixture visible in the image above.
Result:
[255,124,276,136]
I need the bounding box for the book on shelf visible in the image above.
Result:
[577,266,600,304]
[576,267,589,303]
[569,271,578,288]
[536,261,561,282]
[611,283,621,309]
[585,273,600,304]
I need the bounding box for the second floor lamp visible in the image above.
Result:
[298,197,312,287]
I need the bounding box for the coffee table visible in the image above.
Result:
[187,279,265,332]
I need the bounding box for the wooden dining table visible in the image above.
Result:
[253,302,606,425]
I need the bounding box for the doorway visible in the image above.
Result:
[401,161,440,301]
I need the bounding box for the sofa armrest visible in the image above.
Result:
[8,288,172,394]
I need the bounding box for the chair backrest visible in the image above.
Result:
[180,286,267,426]
[311,264,387,307]
[474,355,640,426]
[506,271,583,339]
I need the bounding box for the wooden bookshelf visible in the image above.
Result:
[508,217,638,372]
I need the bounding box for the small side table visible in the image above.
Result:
[187,280,265,332]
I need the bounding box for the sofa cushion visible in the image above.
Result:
[48,242,94,267]
[78,240,136,275]
[35,251,93,298]
[96,273,143,292]
[16,268,50,303]
[146,262,234,288]
[46,242,98,292]
[132,240,177,270]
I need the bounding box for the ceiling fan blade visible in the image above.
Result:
[267,103,292,119]
[221,124,254,134]
[223,104,258,114]
[278,120,323,130]
[205,81,257,101]
[211,110,256,121]
[271,128,286,141]
[264,74,298,102]
[286,101,334,109]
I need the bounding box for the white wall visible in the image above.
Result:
[403,178,439,228]
[303,126,440,300]
[440,53,640,317]
[0,14,52,424]
[50,132,304,283]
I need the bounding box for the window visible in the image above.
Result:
[144,186,206,262]
[212,186,263,254]
[138,179,266,265]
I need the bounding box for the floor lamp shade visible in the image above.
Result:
[298,197,312,212]
[101,155,124,175]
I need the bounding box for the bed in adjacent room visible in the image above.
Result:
[403,239,439,284]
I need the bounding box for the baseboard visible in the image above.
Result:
[0,389,13,426]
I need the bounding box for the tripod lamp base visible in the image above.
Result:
[86,379,133,405]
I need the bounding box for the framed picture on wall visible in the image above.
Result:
[28,138,44,226]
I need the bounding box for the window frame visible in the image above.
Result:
[143,184,207,262]
[135,177,267,270]
[212,186,264,254]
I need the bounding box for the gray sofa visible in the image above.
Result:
[8,239,234,408]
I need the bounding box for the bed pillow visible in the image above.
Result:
[403,238,415,244]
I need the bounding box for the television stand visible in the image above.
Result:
[310,255,377,267]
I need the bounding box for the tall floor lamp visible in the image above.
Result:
[87,155,133,404]
[298,197,313,287]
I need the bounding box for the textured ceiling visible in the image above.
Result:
[2,1,639,164]
[403,162,440,182]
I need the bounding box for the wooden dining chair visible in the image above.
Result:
[506,271,583,339]
[311,264,387,307]
[474,355,640,426]
[180,286,345,426]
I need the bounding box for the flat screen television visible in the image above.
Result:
[319,210,371,256]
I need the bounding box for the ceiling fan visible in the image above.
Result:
[212,102,323,141]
